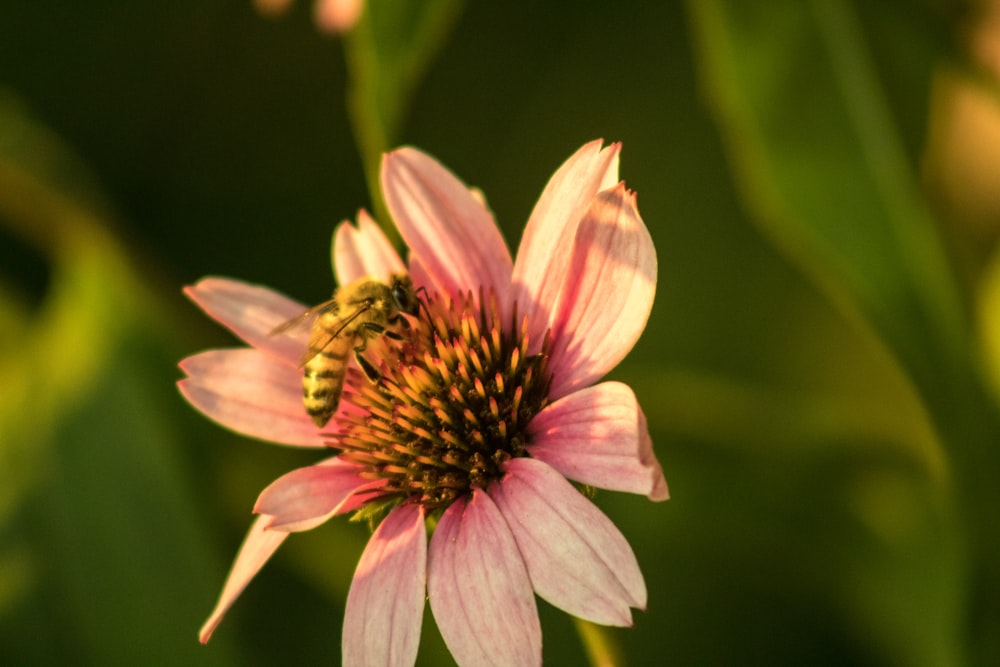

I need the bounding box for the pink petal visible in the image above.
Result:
[382,147,513,304]
[511,140,621,350]
[177,349,326,447]
[184,277,308,366]
[254,457,380,531]
[490,457,647,627]
[332,210,407,286]
[546,184,656,399]
[405,253,436,303]
[428,490,541,666]
[526,382,668,501]
[199,514,289,643]
[343,505,427,667]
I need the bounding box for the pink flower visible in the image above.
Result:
[180,140,667,665]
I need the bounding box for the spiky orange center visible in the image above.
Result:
[333,292,551,509]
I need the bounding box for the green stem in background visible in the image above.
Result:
[575,617,625,667]
[343,14,395,247]
[341,0,464,251]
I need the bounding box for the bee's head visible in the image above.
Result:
[389,274,421,317]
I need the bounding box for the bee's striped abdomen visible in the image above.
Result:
[302,318,353,427]
[275,273,418,428]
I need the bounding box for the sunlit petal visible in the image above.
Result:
[512,140,620,350]
[491,457,647,627]
[546,184,656,399]
[428,491,541,666]
[184,277,307,365]
[343,505,427,666]
[199,515,289,643]
[527,382,668,501]
[332,210,407,286]
[382,147,513,303]
[178,348,325,447]
[254,457,379,531]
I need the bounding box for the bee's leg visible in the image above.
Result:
[354,351,382,382]
[362,319,406,341]
[352,336,382,382]
[389,313,412,331]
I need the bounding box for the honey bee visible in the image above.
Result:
[271,273,421,427]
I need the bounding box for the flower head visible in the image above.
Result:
[180,140,667,665]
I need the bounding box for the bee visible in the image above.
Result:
[271,273,421,427]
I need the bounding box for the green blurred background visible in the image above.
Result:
[3,0,1000,664]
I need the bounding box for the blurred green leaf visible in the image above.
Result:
[686,2,1000,662]
[686,0,964,396]
[634,368,946,487]
[632,367,964,666]
[0,95,238,665]
[980,244,1000,408]
[343,0,464,243]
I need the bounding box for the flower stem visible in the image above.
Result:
[342,18,399,249]
[339,0,464,252]
[574,617,625,667]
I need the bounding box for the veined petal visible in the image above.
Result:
[199,514,289,643]
[184,277,307,366]
[547,184,656,399]
[526,382,668,501]
[511,140,621,349]
[406,253,436,303]
[333,210,407,286]
[259,480,385,533]
[177,348,326,448]
[428,490,541,667]
[254,457,378,531]
[491,457,647,627]
[343,505,427,667]
[382,147,513,303]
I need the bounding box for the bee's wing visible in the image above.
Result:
[269,298,340,338]
[296,302,375,368]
